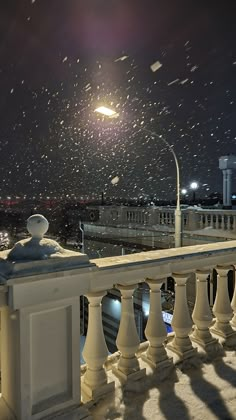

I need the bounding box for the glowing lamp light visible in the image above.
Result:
[181,188,187,195]
[95,106,117,117]
[190,182,198,190]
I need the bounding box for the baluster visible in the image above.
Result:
[142,279,172,368]
[211,266,236,347]
[230,267,236,328]
[167,273,196,359]
[82,292,114,399]
[231,267,236,328]
[233,216,236,231]
[216,215,219,229]
[113,284,146,382]
[199,214,203,229]
[211,214,214,228]
[191,270,218,351]
[227,215,231,230]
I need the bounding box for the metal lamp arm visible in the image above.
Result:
[142,128,180,211]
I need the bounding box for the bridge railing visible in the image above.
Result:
[98,205,236,233]
[1,239,236,419]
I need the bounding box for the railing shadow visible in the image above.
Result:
[89,350,236,419]
[157,367,191,420]
[183,359,234,420]
[212,353,236,388]
[104,363,191,420]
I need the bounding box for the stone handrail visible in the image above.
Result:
[0,218,236,419]
[98,205,236,233]
[80,242,236,403]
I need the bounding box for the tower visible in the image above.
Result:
[219,155,236,208]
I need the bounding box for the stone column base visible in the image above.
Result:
[190,326,222,353]
[112,365,146,384]
[210,326,236,348]
[141,352,173,370]
[190,331,221,353]
[166,341,197,360]
[81,378,115,402]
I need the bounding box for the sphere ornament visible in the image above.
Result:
[27,214,49,238]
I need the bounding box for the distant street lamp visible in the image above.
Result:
[190,182,198,203]
[95,106,182,247]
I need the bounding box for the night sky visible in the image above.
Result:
[1,0,236,200]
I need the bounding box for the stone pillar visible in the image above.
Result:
[230,269,236,328]
[210,214,214,228]
[222,169,232,208]
[0,214,95,420]
[141,279,172,368]
[223,169,227,207]
[211,266,236,347]
[226,169,232,207]
[167,273,196,359]
[191,270,218,351]
[233,216,236,231]
[82,292,114,400]
[112,284,146,382]
[187,210,199,230]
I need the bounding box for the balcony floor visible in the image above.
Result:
[89,349,236,420]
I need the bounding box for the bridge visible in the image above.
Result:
[83,205,236,249]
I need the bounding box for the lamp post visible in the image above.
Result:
[142,128,182,248]
[95,107,182,247]
[190,182,198,204]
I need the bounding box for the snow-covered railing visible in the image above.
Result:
[98,205,236,233]
[198,209,236,231]
[0,215,236,419]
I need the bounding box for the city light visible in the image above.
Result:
[190,182,198,190]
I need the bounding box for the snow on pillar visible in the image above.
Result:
[82,291,114,400]
[191,270,218,351]
[142,278,172,368]
[0,214,94,420]
[112,284,146,382]
[211,265,236,347]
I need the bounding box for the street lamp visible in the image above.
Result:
[95,107,182,247]
[190,182,198,203]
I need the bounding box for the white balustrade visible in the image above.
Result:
[191,270,218,351]
[113,284,146,381]
[142,278,172,368]
[167,273,196,359]
[231,269,236,328]
[82,292,114,400]
[2,220,236,418]
[211,266,236,347]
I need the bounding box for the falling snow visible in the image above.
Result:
[150,60,163,72]
[0,2,236,203]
